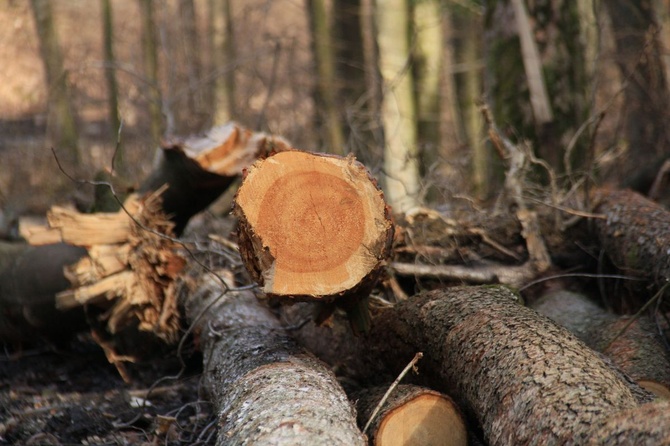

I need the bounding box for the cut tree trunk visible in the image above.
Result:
[532,290,670,398]
[0,242,87,345]
[366,286,653,445]
[353,384,467,446]
[587,399,670,445]
[593,188,670,297]
[179,268,366,445]
[141,123,292,234]
[233,150,393,330]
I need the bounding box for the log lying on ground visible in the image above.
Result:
[588,399,670,445]
[594,188,670,288]
[532,290,670,398]
[353,384,467,446]
[367,286,655,445]
[0,242,87,344]
[180,268,366,445]
[234,150,393,331]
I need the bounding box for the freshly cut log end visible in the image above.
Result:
[234,150,393,301]
[355,385,467,446]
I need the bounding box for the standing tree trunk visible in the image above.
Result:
[453,6,490,198]
[604,0,670,192]
[484,0,592,177]
[209,0,235,124]
[376,0,421,212]
[138,0,163,142]
[178,0,203,132]
[101,0,124,173]
[30,0,80,168]
[307,0,346,154]
[412,0,443,177]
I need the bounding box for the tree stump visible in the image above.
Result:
[234,150,393,329]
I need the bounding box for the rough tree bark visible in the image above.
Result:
[532,289,670,398]
[593,188,670,294]
[366,286,654,445]
[179,269,366,445]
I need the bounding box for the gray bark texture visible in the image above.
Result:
[594,188,670,286]
[532,290,670,394]
[366,285,653,445]
[180,271,366,445]
[587,399,670,445]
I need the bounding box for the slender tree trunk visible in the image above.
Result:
[30,0,80,168]
[307,0,346,154]
[209,0,235,124]
[376,0,421,211]
[412,0,443,174]
[138,0,163,142]
[455,8,489,198]
[101,0,123,171]
[178,0,202,131]
[484,0,591,177]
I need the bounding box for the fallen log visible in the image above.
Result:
[234,150,393,331]
[0,242,87,345]
[587,399,670,445]
[366,286,653,445]
[353,384,467,446]
[532,290,670,398]
[594,188,670,291]
[180,269,366,445]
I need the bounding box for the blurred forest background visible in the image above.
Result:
[1,0,669,228]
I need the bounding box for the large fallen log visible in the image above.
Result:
[234,150,393,331]
[594,188,670,291]
[532,290,670,398]
[179,268,366,445]
[365,286,655,445]
[0,242,87,345]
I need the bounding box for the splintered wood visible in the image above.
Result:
[27,189,185,344]
[234,150,393,300]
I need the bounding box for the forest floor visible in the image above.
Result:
[0,335,214,445]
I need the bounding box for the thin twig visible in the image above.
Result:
[363,352,423,434]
